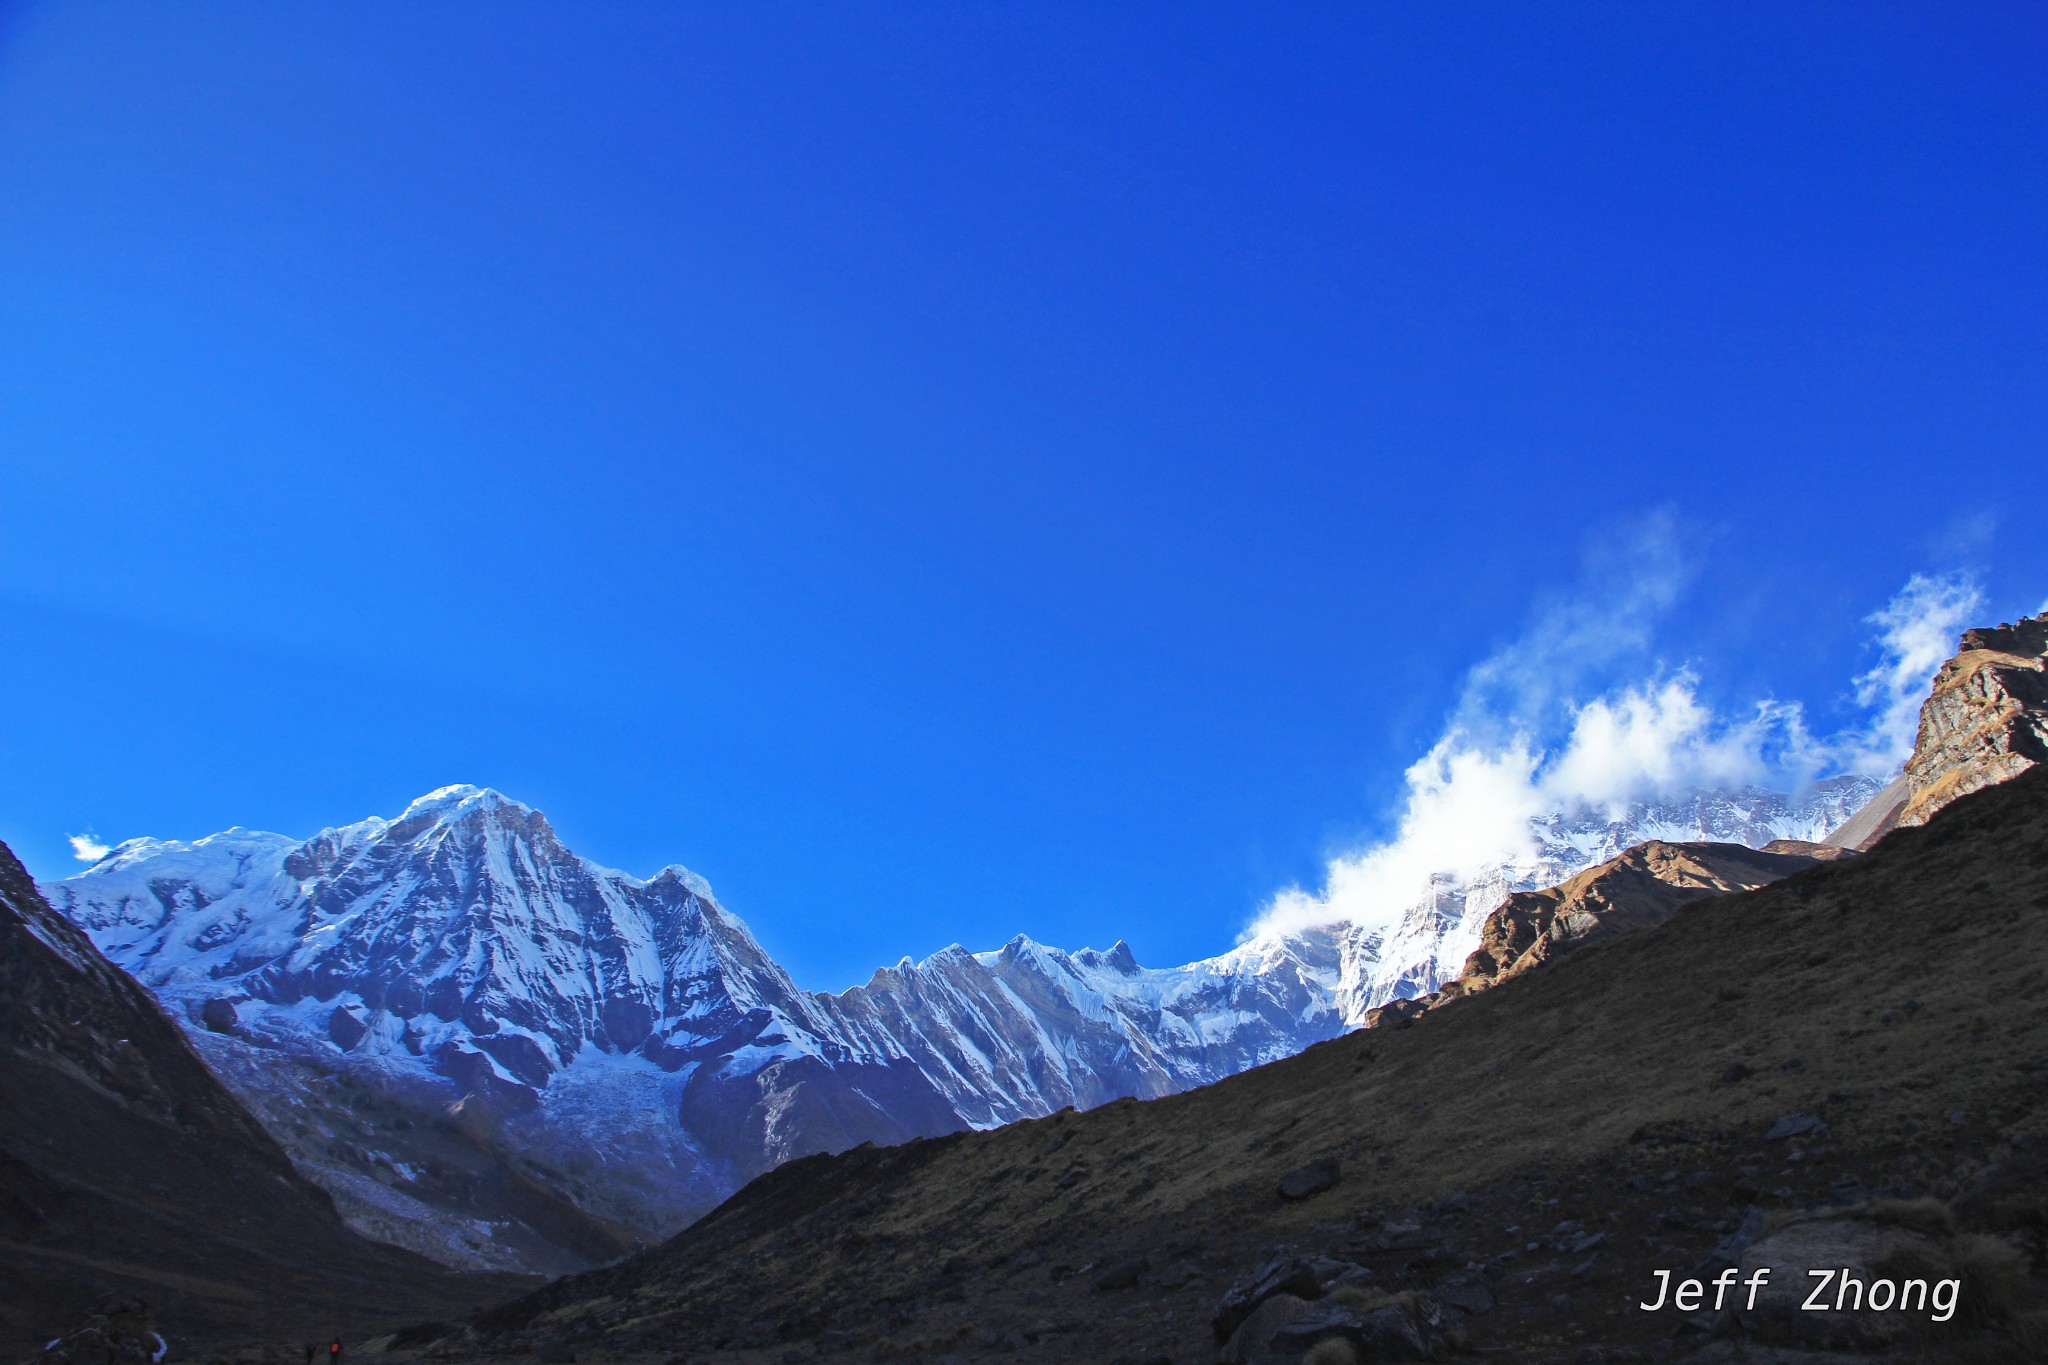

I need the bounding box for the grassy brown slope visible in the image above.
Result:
[465,765,2048,1362]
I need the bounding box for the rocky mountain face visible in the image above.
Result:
[1826,612,2048,849]
[1364,839,1844,1026]
[43,778,1882,1273]
[0,837,518,1361]
[41,787,962,1274]
[444,761,2048,1365]
[1898,613,2048,830]
[1322,779,1879,1019]
[1461,837,1855,988]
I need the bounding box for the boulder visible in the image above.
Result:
[1763,1113,1827,1142]
[328,1005,368,1052]
[1220,1292,1309,1364]
[1433,1274,1494,1314]
[1277,1158,1341,1202]
[199,996,239,1035]
[1090,1254,1149,1292]
[1212,1253,1322,1341]
[36,1297,165,1365]
[1264,1295,1440,1361]
[1735,1212,1942,1349]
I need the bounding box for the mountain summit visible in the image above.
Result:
[45,784,958,1272]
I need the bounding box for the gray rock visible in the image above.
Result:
[1220,1292,1309,1364]
[1735,1212,1940,1349]
[1433,1275,1494,1314]
[1277,1158,1342,1202]
[1763,1113,1828,1141]
[1694,1204,1766,1277]
[1091,1254,1149,1292]
[1265,1297,1438,1361]
[1212,1254,1322,1341]
[199,996,239,1034]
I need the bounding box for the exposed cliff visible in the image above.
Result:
[1894,613,2048,833]
[1444,839,1834,999]
[1358,837,1835,1028]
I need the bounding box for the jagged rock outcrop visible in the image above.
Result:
[1360,839,1834,1026]
[1895,614,2048,832]
[1826,612,2048,850]
[1447,840,1834,998]
[0,838,505,1361]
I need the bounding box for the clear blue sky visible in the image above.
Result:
[2,3,2044,988]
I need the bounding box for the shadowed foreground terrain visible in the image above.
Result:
[0,842,534,1361]
[406,763,2048,1362]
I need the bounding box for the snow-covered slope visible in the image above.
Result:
[829,930,1347,1126]
[44,786,960,1272]
[44,774,1882,1271]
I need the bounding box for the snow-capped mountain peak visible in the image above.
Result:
[398,782,511,819]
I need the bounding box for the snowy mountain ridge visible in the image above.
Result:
[42,774,1882,1270]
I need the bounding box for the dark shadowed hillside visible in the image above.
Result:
[432,762,2048,1363]
[0,839,532,1360]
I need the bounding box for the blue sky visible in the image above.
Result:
[2,3,2045,988]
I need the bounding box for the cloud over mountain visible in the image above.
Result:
[1255,564,1989,940]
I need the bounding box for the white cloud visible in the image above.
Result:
[1250,566,1984,941]
[1840,572,1982,773]
[68,832,111,862]
[1251,673,1807,939]
[1258,737,1547,939]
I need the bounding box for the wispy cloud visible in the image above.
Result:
[1251,560,1982,941]
[1840,572,1983,774]
[1450,508,1692,742]
[68,832,112,863]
